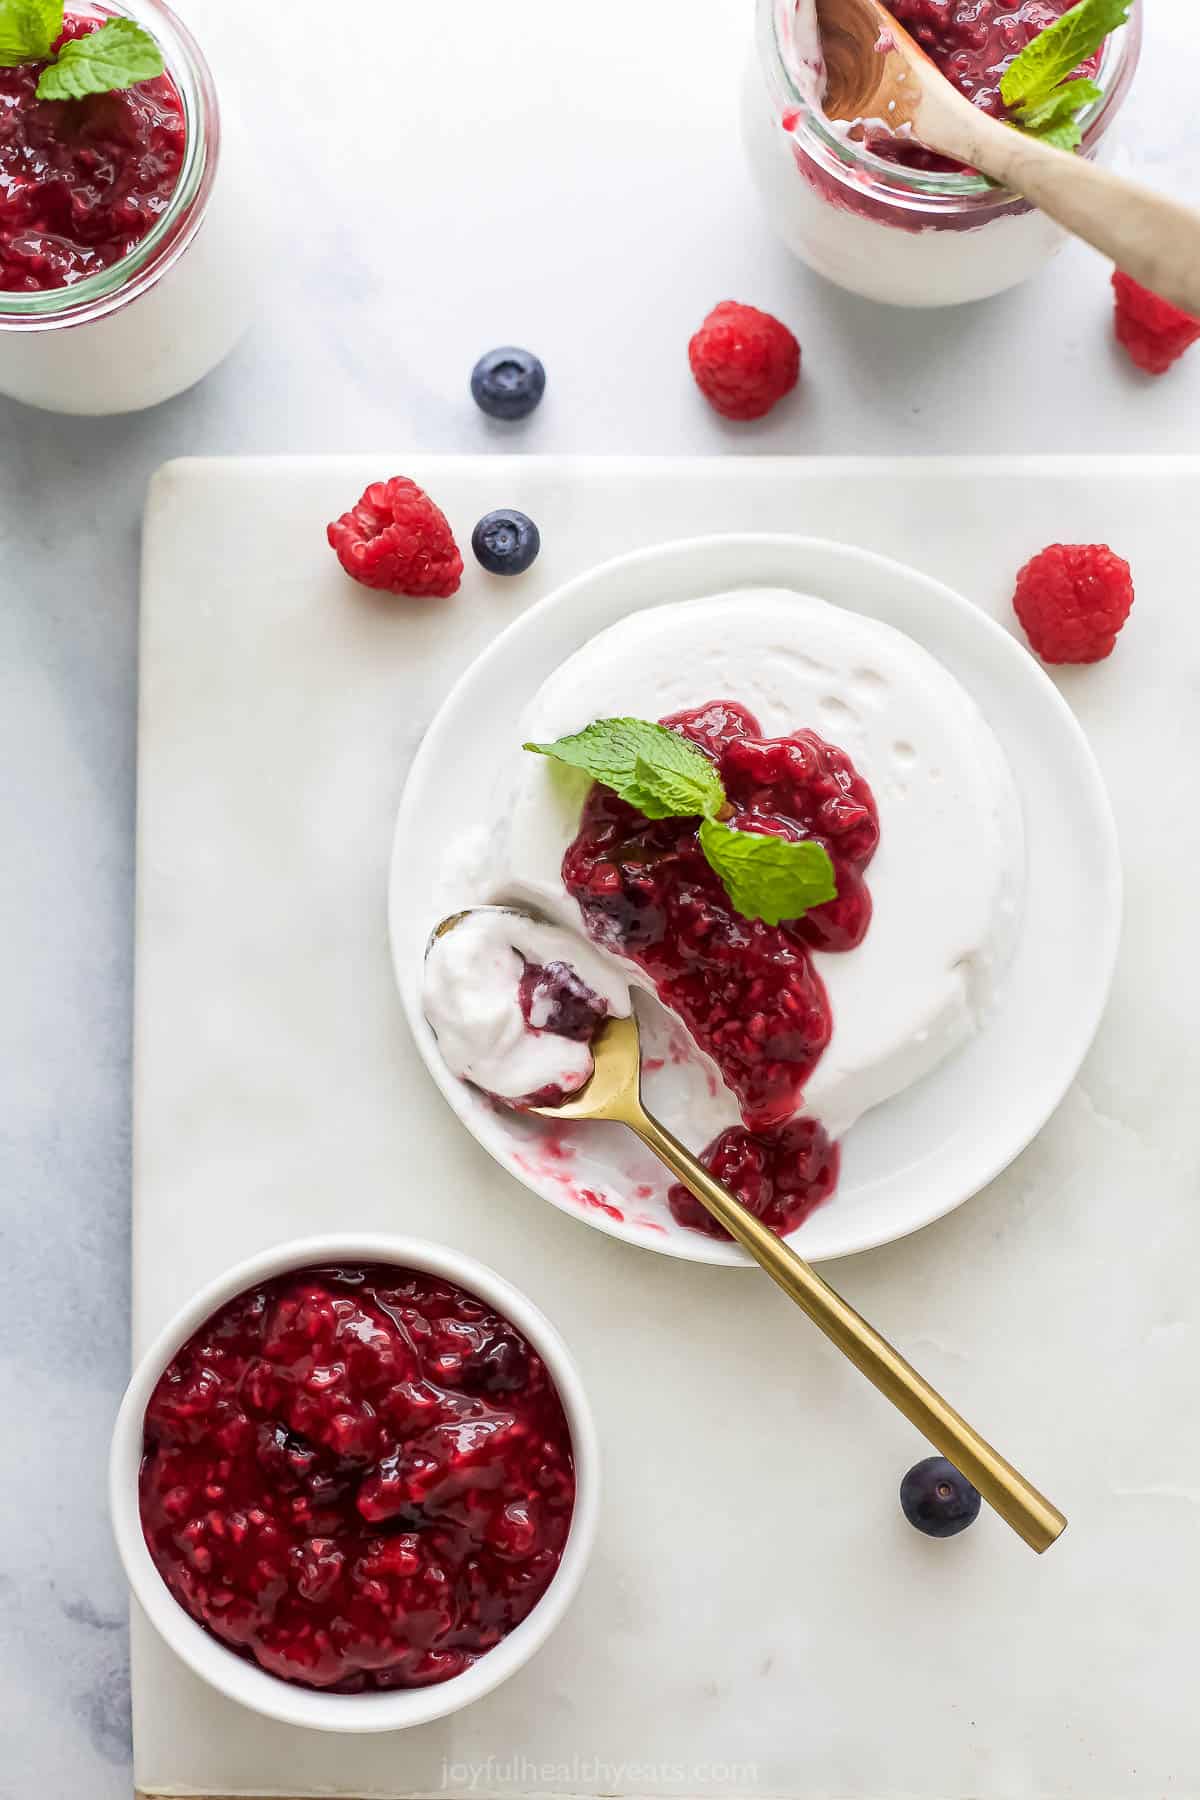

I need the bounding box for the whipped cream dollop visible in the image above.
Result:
[481,590,1023,1141]
[423,909,631,1104]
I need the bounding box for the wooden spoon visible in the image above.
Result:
[815,0,1200,316]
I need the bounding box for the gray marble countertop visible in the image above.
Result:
[2,1,1197,1793]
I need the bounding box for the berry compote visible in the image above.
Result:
[0,17,185,293]
[519,959,609,1046]
[667,1118,841,1240]
[139,1265,576,1692]
[875,0,1103,171]
[562,701,878,1240]
[513,958,611,1108]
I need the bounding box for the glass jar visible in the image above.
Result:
[743,0,1142,308]
[0,0,254,414]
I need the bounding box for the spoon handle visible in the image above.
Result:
[917,87,1200,317]
[632,1105,1066,1553]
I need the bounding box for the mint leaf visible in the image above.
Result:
[1036,119,1085,152]
[698,820,837,927]
[525,718,725,822]
[1012,75,1102,133]
[0,0,62,65]
[1000,0,1128,110]
[36,17,162,100]
[1008,76,1103,153]
[624,752,721,821]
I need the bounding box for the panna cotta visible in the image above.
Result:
[498,591,1023,1130]
[743,0,1140,306]
[427,590,1023,1241]
[0,3,253,414]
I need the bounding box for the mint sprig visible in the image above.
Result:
[1001,0,1128,152]
[698,819,838,928]
[526,717,838,927]
[524,718,726,822]
[38,18,163,99]
[0,0,58,64]
[0,0,163,99]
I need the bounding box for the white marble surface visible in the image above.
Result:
[131,453,1199,1800]
[1,0,1198,1794]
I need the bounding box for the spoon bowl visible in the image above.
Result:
[814,0,930,126]
[528,1011,644,1123]
[425,902,531,956]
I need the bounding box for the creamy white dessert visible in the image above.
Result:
[742,0,1134,308]
[480,590,1023,1142]
[0,7,253,416]
[423,909,631,1105]
[741,71,1068,308]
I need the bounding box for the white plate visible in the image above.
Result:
[389,535,1120,1266]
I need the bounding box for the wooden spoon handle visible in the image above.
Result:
[631,1104,1067,1553]
[983,131,1200,315]
[921,91,1200,316]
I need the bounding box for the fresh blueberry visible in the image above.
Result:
[470,347,546,421]
[471,509,541,576]
[900,1456,981,1538]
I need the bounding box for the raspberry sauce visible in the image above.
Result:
[0,17,185,293]
[562,701,879,1239]
[139,1265,576,1692]
[667,1118,841,1239]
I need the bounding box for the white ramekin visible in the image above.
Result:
[110,1234,600,1732]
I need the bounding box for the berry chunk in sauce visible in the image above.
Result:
[668,1118,841,1239]
[511,957,612,1108]
[139,1265,576,1692]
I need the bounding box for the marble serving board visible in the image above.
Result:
[133,455,1200,1800]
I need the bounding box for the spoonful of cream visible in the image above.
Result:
[811,0,1200,316]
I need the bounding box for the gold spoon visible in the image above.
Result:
[814,0,1200,317]
[538,1008,1065,1551]
[429,906,1064,1552]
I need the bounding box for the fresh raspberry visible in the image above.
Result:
[327,477,463,597]
[1112,272,1200,376]
[688,300,800,421]
[1013,543,1134,665]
